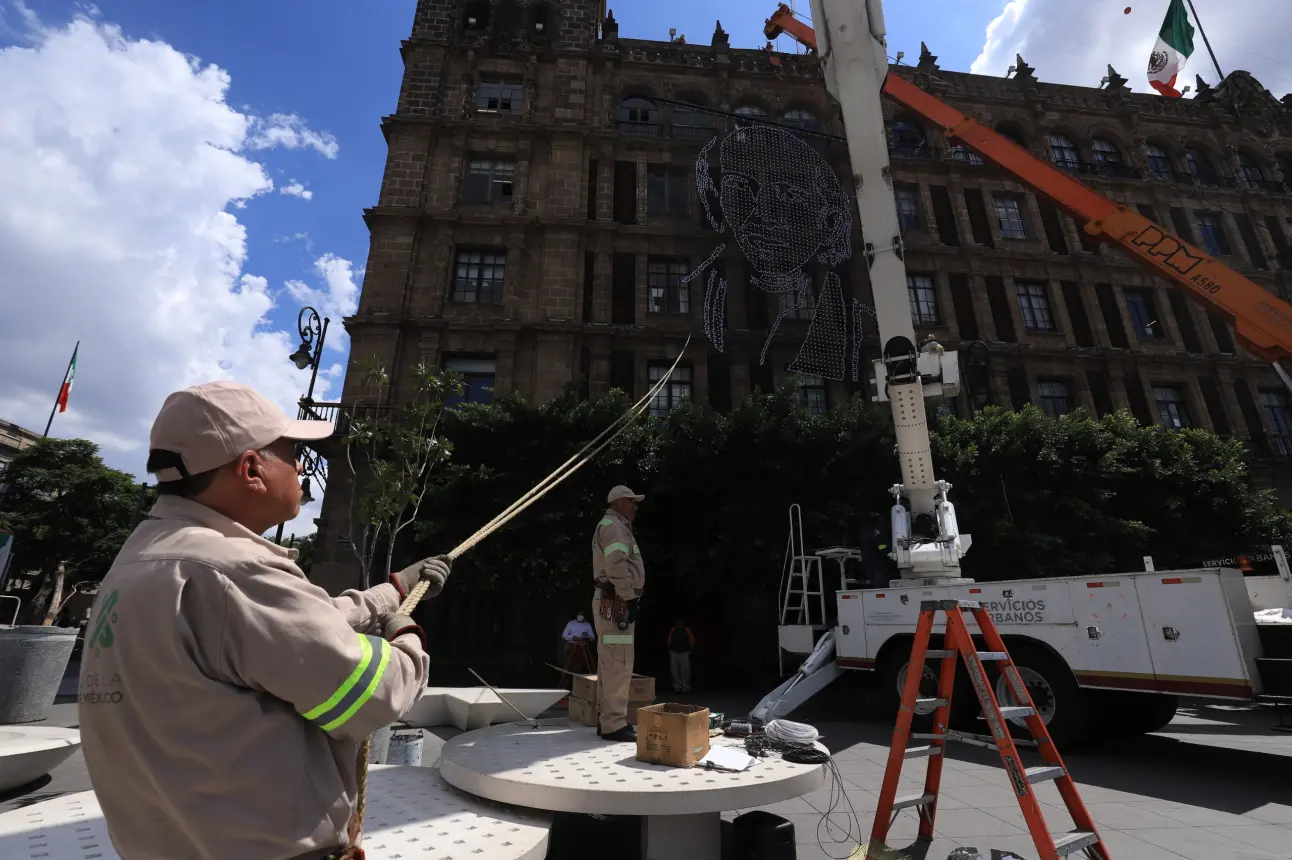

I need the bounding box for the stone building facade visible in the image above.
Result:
[309,0,1292,594]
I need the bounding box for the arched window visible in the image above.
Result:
[619,97,660,137]
[733,104,768,129]
[671,101,714,141]
[891,119,929,158]
[997,125,1028,148]
[1238,152,1265,189]
[782,108,821,132]
[1047,133,1080,170]
[1144,143,1174,180]
[950,145,984,165]
[1092,139,1122,164]
[1186,148,1218,185]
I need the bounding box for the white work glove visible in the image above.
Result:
[390,555,452,600]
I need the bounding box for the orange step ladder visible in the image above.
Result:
[868,599,1111,860]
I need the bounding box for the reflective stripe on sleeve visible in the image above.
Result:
[602,633,634,646]
[301,634,391,733]
[599,517,614,526]
[603,541,630,557]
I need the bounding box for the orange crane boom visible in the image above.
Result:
[764,3,817,52]
[770,13,1292,367]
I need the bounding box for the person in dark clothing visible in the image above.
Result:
[667,616,695,693]
[858,512,891,588]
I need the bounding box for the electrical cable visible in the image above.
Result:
[738,720,865,860]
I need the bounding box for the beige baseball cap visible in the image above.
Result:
[148,381,334,482]
[607,485,645,504]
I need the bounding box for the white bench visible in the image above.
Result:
[0,726,80,793]
[0,766,551,860]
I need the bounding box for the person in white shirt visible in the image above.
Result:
[561,612,596,674]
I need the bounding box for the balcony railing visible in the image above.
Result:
[671,123,716,141]
[890,143,939,161]
[1188,173,1239,190]
[1243,177,1290,194]
[1090,162,1143,180]
[618,120,662,137]
[299,400,393,438]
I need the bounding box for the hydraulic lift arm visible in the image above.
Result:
[806,0,970,582]
[773,8,1292,383]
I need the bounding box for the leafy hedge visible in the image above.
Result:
[406,387,1292,602]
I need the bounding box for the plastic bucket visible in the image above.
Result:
[0,626,79,724]
[387,729,424,766]
[368,724,393,764]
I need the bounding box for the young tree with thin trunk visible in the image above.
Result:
[343,358,460,589]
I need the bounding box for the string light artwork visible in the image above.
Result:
[851,300,876,383]
[688,125,855,380]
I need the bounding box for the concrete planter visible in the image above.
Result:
[0,626,78,724]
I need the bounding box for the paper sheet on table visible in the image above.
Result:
[698,745,760,772]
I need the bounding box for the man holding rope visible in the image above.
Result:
[78,382,450,860]
[592,485,647,742]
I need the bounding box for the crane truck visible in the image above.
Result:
[751,1,1292,749]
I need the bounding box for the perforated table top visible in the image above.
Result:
[440,722,827,816]
[0,766,550,860]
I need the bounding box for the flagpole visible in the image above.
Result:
[43,341,79,438]
[1183,0,1224,82]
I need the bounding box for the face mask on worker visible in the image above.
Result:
[576,614,585,623]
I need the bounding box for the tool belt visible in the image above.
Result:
[597,581,625,626]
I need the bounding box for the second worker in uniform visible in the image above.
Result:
[591,485,646,742]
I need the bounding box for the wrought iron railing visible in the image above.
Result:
[618,120,662,137]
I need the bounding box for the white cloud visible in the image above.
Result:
[0,7,354,539]
[971,0,1292,96]
[280,180,313,200]
[246,113,340,160]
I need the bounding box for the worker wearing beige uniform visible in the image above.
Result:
[591,484,646,742]
[78,382,452,860]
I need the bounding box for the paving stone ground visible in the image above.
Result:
[3,666,1291,859]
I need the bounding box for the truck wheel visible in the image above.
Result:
[876,647,940,728]
[991,644,1088,750]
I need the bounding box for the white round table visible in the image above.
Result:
[0,766,551,860]
[439,722,828,860]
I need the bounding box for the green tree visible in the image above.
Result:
[403,390,1290,601]
[342,358,460,588]
[0,439,144,620]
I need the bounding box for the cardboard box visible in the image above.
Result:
[636,703,711,768]
[568,696,650,728]
[570,673,655,704]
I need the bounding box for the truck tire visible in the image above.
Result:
[990,643,1089,750]
[876,646,939,730]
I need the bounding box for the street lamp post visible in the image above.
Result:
[277,307,330,544]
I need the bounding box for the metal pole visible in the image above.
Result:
[305,317,329,401]
[1183,0,1224,82]
[43,341,79,438]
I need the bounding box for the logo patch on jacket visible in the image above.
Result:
[90,590,120,655]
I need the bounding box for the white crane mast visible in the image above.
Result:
[807,0,971,583]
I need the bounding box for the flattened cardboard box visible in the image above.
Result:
[636,703,710,768]
[570,673,655,704]
[568,696,650,728]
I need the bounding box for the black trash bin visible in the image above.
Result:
[732,810,796,860]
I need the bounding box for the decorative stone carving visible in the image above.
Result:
[917,42,939,73]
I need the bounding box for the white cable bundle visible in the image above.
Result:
[764,719,820,747]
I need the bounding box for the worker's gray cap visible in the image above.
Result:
[607,485,645,504]
[148,381,333,481]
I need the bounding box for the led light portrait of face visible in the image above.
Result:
[686,123,874,382]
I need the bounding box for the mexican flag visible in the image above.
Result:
[1147,0,1195,98]
[56,343,78,413]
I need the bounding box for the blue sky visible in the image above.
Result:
[6,0,1004,362]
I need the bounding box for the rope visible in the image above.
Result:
[343,337,692,852]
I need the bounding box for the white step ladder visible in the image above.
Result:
[779,504,826,626]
